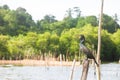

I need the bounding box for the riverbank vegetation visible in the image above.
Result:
[0,5,120,62]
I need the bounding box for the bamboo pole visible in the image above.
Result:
[96,0,104,80]
[69,59,76,80]
[80,59,89,80]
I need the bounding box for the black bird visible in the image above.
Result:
[79,35,99,66]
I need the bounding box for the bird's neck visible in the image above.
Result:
[80,39,85,43]
[80,40,85,45]
[80,41,85,48]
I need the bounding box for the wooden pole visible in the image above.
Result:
[96,0,104,80]
[80,59,89,80]
[69,59,76,80]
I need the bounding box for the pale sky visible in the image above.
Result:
[0,0,120,21]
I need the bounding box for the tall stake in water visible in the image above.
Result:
[96,0,104,80]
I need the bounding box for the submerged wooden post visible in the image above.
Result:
[69,59,76,80]
[81,59,89,80]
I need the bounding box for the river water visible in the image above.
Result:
[0,63,120,80]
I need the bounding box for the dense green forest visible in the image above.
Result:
[0,5,120,62]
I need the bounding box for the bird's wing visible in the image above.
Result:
[81,45,91,53]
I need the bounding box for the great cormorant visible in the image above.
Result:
[79,35,99,66]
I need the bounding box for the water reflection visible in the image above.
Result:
[0,63,120,80]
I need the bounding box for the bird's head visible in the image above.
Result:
[80,34,85,44]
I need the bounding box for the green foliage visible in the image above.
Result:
[85,16,98,26]
[24,32,38,58]
[36,14,57,33]
[63,17,78,28]
[111,29,120,58]
[102,14,119,33]
[49,33,59,52]
[0,5,35,36]
[0,35,9,59]
[59,31,72,55]
[0,5,120,62]
[76,16,98,28]
[7,35,25,60]
[101,30,117,61]
[76,17,86,28]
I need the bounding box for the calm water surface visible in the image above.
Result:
[0,63,120,80]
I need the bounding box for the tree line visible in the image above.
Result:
[0,5,120,62]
